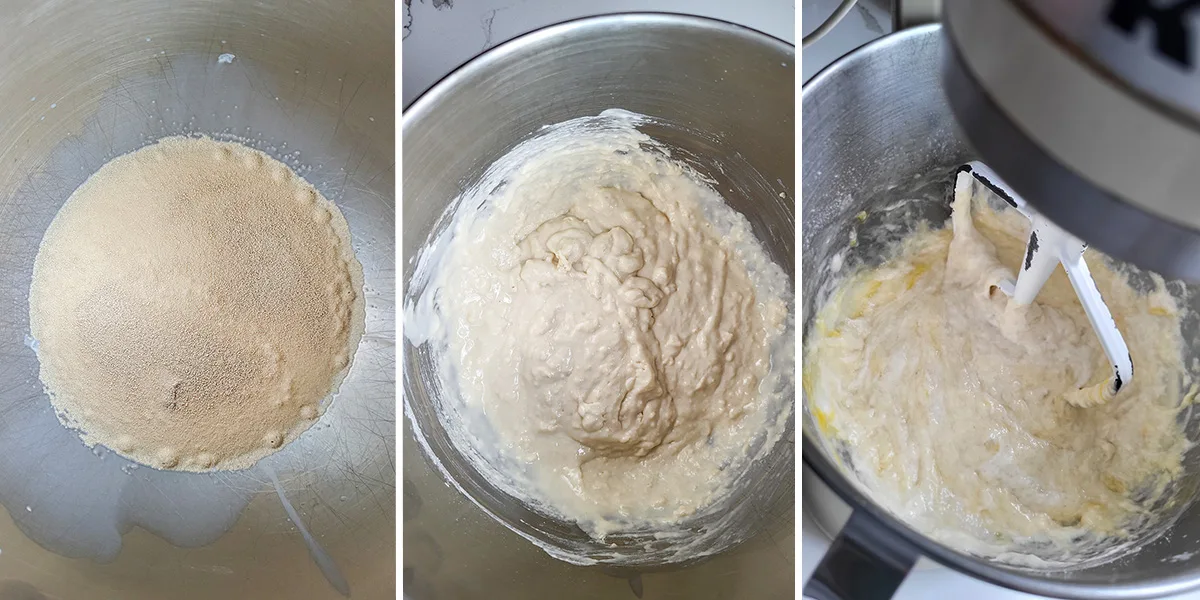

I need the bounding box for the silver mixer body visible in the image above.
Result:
[943,0,1200,280]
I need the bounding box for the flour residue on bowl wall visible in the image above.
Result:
[405,110,793,564]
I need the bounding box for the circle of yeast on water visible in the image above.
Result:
[27,136,366,473]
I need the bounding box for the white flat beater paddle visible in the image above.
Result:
[964,161,1132,408]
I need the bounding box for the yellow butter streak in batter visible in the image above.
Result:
[807,173,1191,565]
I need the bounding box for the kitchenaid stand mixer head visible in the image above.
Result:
[942,0,1200,282]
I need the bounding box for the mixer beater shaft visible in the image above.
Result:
[965,162,1132,408]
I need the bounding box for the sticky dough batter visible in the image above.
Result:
[29,136,365,472]
[428,112,790,535]
[807,173,1191,564]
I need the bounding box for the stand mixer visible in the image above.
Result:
[804,1,1200,598]
[942,0,1200,282]
[947,0,1200,404]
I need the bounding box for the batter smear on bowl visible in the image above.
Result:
[29,136,365,472]
[412,110,792,539]
[806,172,1192,566]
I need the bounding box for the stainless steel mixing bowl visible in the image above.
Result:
[803,24,1200,600]
[403,13,794,600]
[0,2,394,598]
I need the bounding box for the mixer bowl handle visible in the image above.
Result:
[804,510,919,600]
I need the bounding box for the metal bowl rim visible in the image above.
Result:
[403,11,794,121]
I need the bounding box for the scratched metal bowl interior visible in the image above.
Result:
[0,2,394,599]
[402,14,794,597]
